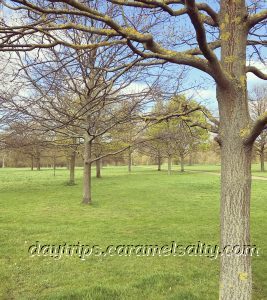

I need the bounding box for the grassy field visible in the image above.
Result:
[185,163,267,178]
[0,165,266,299]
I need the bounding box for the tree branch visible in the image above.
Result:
[248,9,267,29]
[244,113,267,146]
[246,66,267,80]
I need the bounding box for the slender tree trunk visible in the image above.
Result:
[31,155,34,171]
[36,153,41,171]
[260,150,265,172]
[96,159,101,178]
[180,153,185,172]
[128,148,132,173]
[53,155,56,176]
[167,155,172,175]
[82,135,92,204]
[157,155,161,171]
[69,150,76,185]
[189,152,193,166]
[2,156,5,168]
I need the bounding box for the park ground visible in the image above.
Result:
[0,165,266,299]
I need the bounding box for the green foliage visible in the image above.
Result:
[146,95,210,158]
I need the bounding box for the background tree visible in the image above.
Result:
[250,86,267,172]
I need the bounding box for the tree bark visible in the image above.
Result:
[96,158,101,178]
[218,86,252,300]
[157,155,161,171]
[167,155,171,175]
[82,135,92,204]
[218,2,253,298]
[260,150,265,172]
[2,156,5,168]
[69,150,76,185]
[180,153,185,172]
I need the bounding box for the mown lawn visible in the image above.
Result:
[0,165,266,299]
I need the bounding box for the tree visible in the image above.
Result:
[250,86,267,172]
[1,1,267,298]
[145,95,210,173]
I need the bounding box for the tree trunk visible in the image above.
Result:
[157,155,161,171]
[69,150,76,185]
[189,152,193,166]
[128,148,132,173]
[31,155,34,171]
[2,156,5,168]
[36,153,41,171]
[167,156,171,175]
[218,2,253,298]
[82,135,92,204]
[53,155,56,176]
[96,159,101,178]
[180,153,185,172]
[218,85,252,300]
[260,150,265,172]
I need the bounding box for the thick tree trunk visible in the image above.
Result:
[218,2,253,298]
[260,151,265,172]
[157,155,161,171]
[167,156,171,175]
[96,159,101,178]
[69,150,76,185]
[218,86,252,300]
[180,154,185,172]
[127,147,132,173]
[82,136,92,204]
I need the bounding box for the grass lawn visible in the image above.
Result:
[0,166,266,299]
[185,163,267,178]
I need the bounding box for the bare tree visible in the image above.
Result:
[250,85,267,172]
[1,1,267,298]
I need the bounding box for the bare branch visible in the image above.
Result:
[248,9,267,29]
[246,66,267,80]
[244,113,267,145]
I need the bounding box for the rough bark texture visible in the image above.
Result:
[96,159,101,178]
[167,156,172,175]
[82,136,92,204]
[219,2,252,298]
[69,150,76,185]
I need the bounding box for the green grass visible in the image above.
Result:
[0,165,266,299]
[184,163,267,178]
